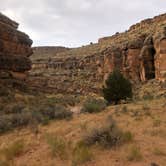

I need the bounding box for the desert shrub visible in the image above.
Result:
[153,118,161,127]
[54,106,73,120]
[4,103,25,114]
[60,95,80,106]
[72,142,93,166]
[122,131,134,142]
[1,140,24,160]
[142,104,151,116]
[102,69,132,104]
[0,103,73,134]
[30,111,49,126]
[83,116,131,148]
[143,93,154,100]
[121,106,128,113]
[45,134,68,160]
[127,145,143,161]
[153,148,166,156]
[0,112,31,133]
[81,98,107,113]
[9,113,31,128]
[38,104,55,119]
[0,116,11,133]
[36,104,73,121]
[142,104,150,111]
[47,95,80,106]
[0,86,10,97]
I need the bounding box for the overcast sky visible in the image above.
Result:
[0,0,165,47]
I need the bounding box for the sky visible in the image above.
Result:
[0,0,166,47]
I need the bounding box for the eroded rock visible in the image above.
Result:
[30,13,166,94]
[0,13,32,81]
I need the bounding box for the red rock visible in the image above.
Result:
[0,13,32,80]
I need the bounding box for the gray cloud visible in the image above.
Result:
[0,0,165,47]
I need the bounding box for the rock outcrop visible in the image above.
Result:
[30,13,166,94]
[0,13,32,81]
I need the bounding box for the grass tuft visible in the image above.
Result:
[0,140,24,161]
[127,145,143,161]
[72,142,93,166]
[45,134,68,160]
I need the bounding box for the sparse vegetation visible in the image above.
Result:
[121,106,128,113]
[45,134,68,160]
[103,69,132,104]
[83,116,133,148]
[127,145,143,161]
[143,93,154,100]
[46,95,80,107]
[153,148,166,156]
[142,104,150,111]
[153,118,161,127]
[0,99,73,134]
[81,97,107,113]
[72,142,93,166]
[0,140,24,161]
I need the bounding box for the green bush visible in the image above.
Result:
[81,98,107,113]
[103,69,132,104]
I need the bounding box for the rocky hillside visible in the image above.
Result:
[32,46,70,61]
[0,13,33,88]
[30,13,166,94]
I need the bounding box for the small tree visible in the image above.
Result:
[102,69,132,104]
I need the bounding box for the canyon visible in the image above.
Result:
[0,12,166,166]
[0,13,165,95]
[30,13,166,94]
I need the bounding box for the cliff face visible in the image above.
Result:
[0,13,33,81]
[30,13,166,94]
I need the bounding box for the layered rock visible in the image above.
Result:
[154,27,166,81]
[30,13,166,94]
[0,13,32,81]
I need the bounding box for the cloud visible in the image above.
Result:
[0,0,165,47]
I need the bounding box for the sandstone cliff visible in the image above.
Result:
[30,13,166,94]
[0,13,32,82]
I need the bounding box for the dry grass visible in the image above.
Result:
[72,142,93,166]
[127,145,143,161]
[153,147,166,156]
[0,139,25,164]
[45,134,69,160]
[0,96,165,166]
